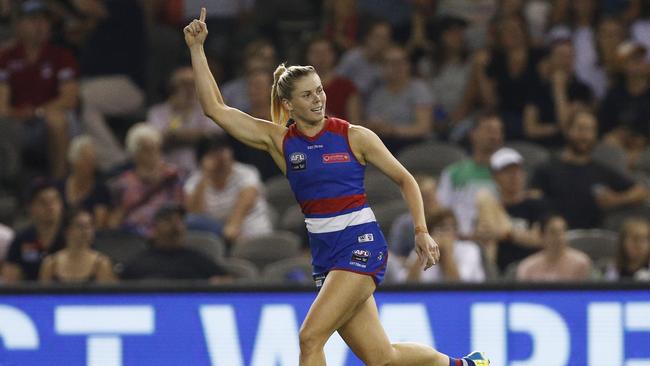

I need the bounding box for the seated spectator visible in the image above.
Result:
[147,66,222,173]
[573,17,626,100]
[185,136,273,242]
[397,209,485,283]
[464,16,544,140]
[221,39,277,112]
[389,175,440,260]
[108,124,183,237]
[322,0,359,51]
[121,204,229,282]
[365,45,434,153]
[58,135,111,229]
[428,16,471,135]
[523,39,593,147]
[599,41,650,168]
[75,0,146,170]
[437,112,503,237]
[337,20,392,102]
[39,208,115,283]
[516,215,592,281]
[306,36,361,122]
[531,110,647,229]
[1,179,64,282]
[0,223,14,262]
[0,1,79,179]
[476,147,546,273]
[605,217,650,281]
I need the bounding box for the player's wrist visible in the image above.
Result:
[414,226,428,235]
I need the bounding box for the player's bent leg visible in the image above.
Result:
[337,295,450,366]
[299,270,376,366]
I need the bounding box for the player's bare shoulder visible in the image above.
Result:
[347,123,374,164]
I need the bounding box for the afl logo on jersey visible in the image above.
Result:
[290,152,306,171]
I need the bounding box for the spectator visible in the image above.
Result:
[605,217,650,281]
[523,39,593,147]
[221,39,277,112]
[476,147,546,273]
[573,17,626,99]
[437,113,503,237]
[516,214,592,281]
[76,0,146,170]
[389,175,440,259]
[58,135,111,229]
[108,124,183,237]
[39,208,115,283]
[1,179,64,282]
[365,45,434,153]
[600,41,650,167]
[397,209,485,283]
[337,20,392,101]
[428,16,472,135]
[0,223,14,262]
[466,16,544,140]
[147,66,223,173]
[0,0,79,179]
[531,109,647,229]
[435,0,498,50]
[322,0,359,51]
[306,36,361,122]
[185,136,273,242]
[121,203,230,282]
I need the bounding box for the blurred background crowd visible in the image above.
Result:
[1,0,650,286]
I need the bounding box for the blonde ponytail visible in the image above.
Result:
[271,63,288,125]
[269,63,317,126]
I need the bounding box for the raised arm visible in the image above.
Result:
[184,8,284,151]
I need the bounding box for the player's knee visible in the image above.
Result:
[298,326,326,354]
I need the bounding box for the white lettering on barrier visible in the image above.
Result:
[200,305,245,366]
[250,305,300,366]
[509,303,569,366]
[0,305,39,349]
[625,303,650,366]
[472,303,506,366]
[588,303,622,366]
[55,305,155,366]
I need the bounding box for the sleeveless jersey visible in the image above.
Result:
[283,117,376,233]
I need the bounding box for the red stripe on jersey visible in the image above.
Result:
[299,194,367,215]
[455,359,463,366]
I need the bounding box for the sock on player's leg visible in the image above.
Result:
[449,357,476,366]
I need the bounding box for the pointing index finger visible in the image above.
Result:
[199,7,206,22]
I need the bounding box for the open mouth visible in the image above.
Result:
[310,106,323,113]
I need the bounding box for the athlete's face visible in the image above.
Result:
[286,73,326,124]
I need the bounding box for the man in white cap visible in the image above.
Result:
[476,147,547,273]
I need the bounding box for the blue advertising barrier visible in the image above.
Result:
[0,284,649,366]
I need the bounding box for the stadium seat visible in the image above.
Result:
[280,204,307,236]
[265,175,295,216]
[184,230,226,263]
[397,141,467,178]
[372,200,408,231]
[566,229,619,262]
[262,256,313,284]
[592,143,629,176]
[231,231,302,269]
[506,141,550,175]
[93,231,148,274]
[365,171,403,206]
[217,257,259,282]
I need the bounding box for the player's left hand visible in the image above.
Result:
[414,232,440,270]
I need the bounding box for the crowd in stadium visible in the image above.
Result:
[0,0,649,285]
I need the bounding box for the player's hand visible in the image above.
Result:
[184,7,208,48]
[414,232,440,270]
